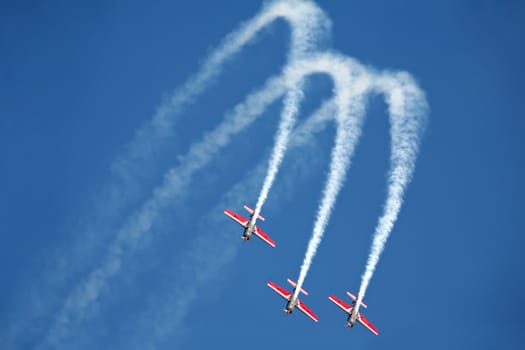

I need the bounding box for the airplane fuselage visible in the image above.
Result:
[346,315,357,327]
[242,215,258,240]
[346,307,359,327]
[285,296,298,314]
[242,224,255,240]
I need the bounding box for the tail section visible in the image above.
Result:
[287,278,308,295]
[244,204,265,221]
[346,291,367,308]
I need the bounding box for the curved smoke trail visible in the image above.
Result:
[39,76,287,349]
[8,1,428,348]
[121,99,337,350]
[91,0,328,227]
[354,74,428,312]
[287,59,427,305]
[34,1,331,348]
[248,0,333,225]
[289,55,372,300]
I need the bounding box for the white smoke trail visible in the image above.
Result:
[102,0,329,225]
[251,84,304,226]
[33,1,331,347]
[41,51,348,347]
[9,1,426,347]
[38,76,288,349]
[290,54,372,301]
[290,59,427,306]
[105,54,425,349]
[120,99,336,350]
[354,73,427,312]
[137,0,329,133]
[93,0,328,223]
[249,0,333,226]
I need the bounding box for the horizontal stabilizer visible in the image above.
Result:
[347,291,367,308]
[244,204,265,221]
[287,278,308,295]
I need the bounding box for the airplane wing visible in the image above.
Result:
[267,281,291,301]
[296,299,319,322]
[254,226,276,247]
[358,313,379,335]
[328,294,353,314]
[223,209,249,227]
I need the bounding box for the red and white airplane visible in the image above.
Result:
[328,291,379,335]
[223,204,276,247]
[267,278,319,322]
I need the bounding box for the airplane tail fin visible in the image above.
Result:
[244,204,265,221]
[347,291,367,308]
[287,278,308,295]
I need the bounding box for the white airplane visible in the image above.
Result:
[328,291,379,335]
[223,204,276,247]
[267,278,319,322]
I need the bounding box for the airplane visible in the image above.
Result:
[267,278,319,322]
[328,291,379,335]
[223,204,276,247]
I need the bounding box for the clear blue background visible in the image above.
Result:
[1,0,523,349]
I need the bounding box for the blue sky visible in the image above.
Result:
[1,0,524,349]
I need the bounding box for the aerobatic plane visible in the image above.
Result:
[223,204,276,247]
[328,291,379,335]
[267,278,318,322]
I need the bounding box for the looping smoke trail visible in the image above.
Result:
[287,56,427,308]
[247,0,331,224]
[252,53,369,238]
[103,0,330,228]
[122,99,337,350]
[39,76,288,349]
[31,1,331,348]
[9,1,428,348]
[141,0,329,132]
[354,73,428,312]
[286,54,372,301]
[109,0,329,213]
